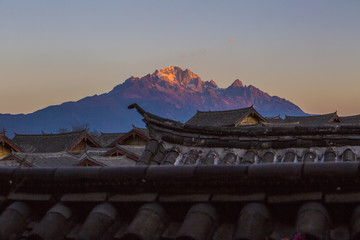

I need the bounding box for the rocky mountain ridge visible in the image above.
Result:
[0,66,306,136]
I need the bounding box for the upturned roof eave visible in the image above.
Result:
[129,103,360,140]
[144,111,360,137]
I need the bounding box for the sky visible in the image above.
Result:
[0,0,359,116]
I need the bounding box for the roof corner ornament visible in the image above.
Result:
[128,103,146,116]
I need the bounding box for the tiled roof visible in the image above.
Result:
[185,106,266,127]
[265,116,285,124]
[12,130,100,153]
[3,152,81,167]
[89,155,137,166]
[128,104,360,166]
[97,132,126,147]
[132,126,150,139]
[138,140,359,166]
[104,145,145,158]
[107,126,150,147]
[84,146,111,157]
[0,165,360,240]
[0,160,23,167]
[341,114,360,124]
[284,112,340,124]
[0,104,360,239]
[0,132,23,153]
[2,148,141,167]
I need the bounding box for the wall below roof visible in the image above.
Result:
[0,144,10,158]
[237,115,259,126]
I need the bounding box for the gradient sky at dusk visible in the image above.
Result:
[1,1,359,116]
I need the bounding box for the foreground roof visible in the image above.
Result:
[0,164,359,240]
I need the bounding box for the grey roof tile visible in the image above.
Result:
[12,130,100,153]
[97,132,126,147]
[341,114,360,124]
[3,152,81,167]
[185,106,266,127]
[284,112,340,124]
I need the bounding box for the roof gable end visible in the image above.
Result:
[185,106,266,127]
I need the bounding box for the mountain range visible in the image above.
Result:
[0,66,306,136]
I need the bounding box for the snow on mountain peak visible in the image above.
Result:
[159,66,183,73]
[154,66,203,91]
[156,72,176,83]
[156,66,182,84]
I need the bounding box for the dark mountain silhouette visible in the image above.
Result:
[0,66,306,136]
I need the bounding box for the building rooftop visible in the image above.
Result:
[341,114,360,124]
[12,130,100,153]
[1,104,360,239]
[185,106,266,127]
[284,112,341,124]
[0,164,359,240]
[96,132,126,147]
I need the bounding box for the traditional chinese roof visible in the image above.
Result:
[97,132,126,147]
[1,105,360,239]
[341,114,360,124]
[84,146,111,157]
[185,106,266,127]
[2,152,81,168]
[77,155,137,167]
[107,126,150,147]
[284,112,342,124]
[0,132,23,153]
[104,145,145,160]
[1,146,144,168]
[128,104,360,150]
[12,130,100,153]
[126,104,360,169]
[0,160,25,167]
[0,164,359,240]
[138,141,359,166]
[132,126,150,138]
[265,115,285,124]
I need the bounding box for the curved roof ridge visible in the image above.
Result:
[128,103,182,125]
[81,152,105,166]
[284,112,340,125]
[13,151,69,155]
[285,112,337,119]
[342,113,360,118]
[13,129,86,137]
[196,105,253,114]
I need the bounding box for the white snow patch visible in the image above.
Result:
[156,72,176,83]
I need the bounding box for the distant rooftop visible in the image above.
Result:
[12,130,99,153]
[185,106,266,127]
[284,112,341,125]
